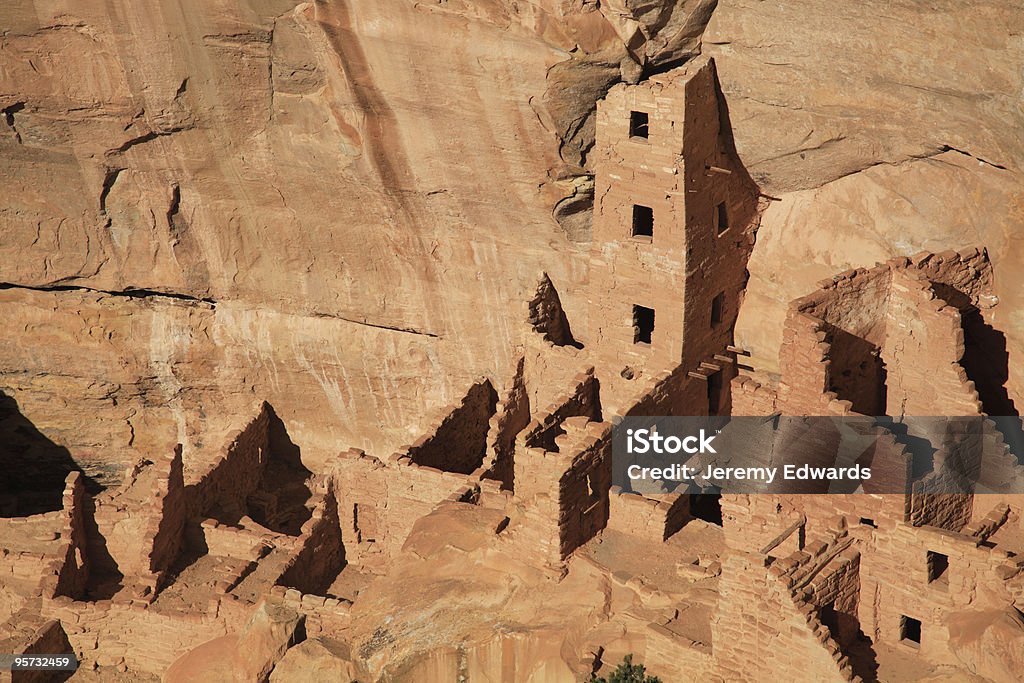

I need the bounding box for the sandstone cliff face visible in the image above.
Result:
[2,1,1022,474]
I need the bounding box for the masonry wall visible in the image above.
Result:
[90,447,188,596]
[710,547,858,683]
[588,71,688,373]
[680,58,759,375]
[187,405,271,523]
[857,522,1021,666]
[588,57,757,408]
[0,615,71,683]
[331,449,476,571]
[146,447,187,594]
[405,379,498,475]
[51,472,89,600]
[884,270,982,418]
[607,488,688,542]
[43,595,235,674]
[276,483,345,596]
[484,357,531,490]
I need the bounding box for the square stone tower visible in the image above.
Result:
[587,56,759,413]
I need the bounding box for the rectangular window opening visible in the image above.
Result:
[629,111,649,139]
[900,615,922,646]
[633,305,655,346]
[859,517,877,528]
[632,204,654,238]
[711,292,725,327]
[927,551,949,583]
[716,201,729,235]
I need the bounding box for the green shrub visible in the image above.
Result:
[588,654,661,683]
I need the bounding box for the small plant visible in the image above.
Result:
[588,654,662,683]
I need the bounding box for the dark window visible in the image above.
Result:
[900,615,921,646]
[716,201,729,235]
[927,551,949,583]
[629,111,649,139]
[859,517,877,528]
[632,204,654,238]
[633,305,655,345]
[711,292,725,327]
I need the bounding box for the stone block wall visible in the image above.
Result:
[769,248,993,420]
[0,614,71,683]
[884,270,982,418]
[518,369,600,453]
[187,403,271,522]
[679,58,760,374]
[483,357,530,490]
[50,472,89,600]
[607,488,688,542]
[331,449,477,571]
[276,481,345,596]
[710,546,858,683]
[404,378,498,475]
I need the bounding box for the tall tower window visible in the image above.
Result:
[629,111,649,139]
[632,204,654,238]
[711,292,725,327]
[716,201,729,235]
[633,305,655,345]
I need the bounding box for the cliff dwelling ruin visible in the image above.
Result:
[2,2,1024,682]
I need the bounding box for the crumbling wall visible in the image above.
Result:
[607,488,688,542]
[731,375,779,415]
[711,546,858,683]
[44,595,234,674]
[519,369,601,452]
[50,472,89,599]
[884,270,982,418]
[331,449,477,571]
[514,413,611,566]
[91,447,188,597]
[483,357,531,490]
[771,249,993,420]
[527,273,577,347]
[276,482,345,596]
[0,614,72,683]
[404,378,498,475]
[187,404,271,522]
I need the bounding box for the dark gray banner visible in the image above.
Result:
[611,416,1024,495]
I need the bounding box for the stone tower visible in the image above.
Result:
[587,56,759,415]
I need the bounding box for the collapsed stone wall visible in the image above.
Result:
[276,481,345,596]
[187,403,272,524]
[607,488,688,542]
[519,369,601,452]
[711,543,858,683]
[43,594,235,674]
[766,248,995,420]
[331,449,477,570]
[405,378,498,475]
[483,357,531,489]
[50,472,89,600]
